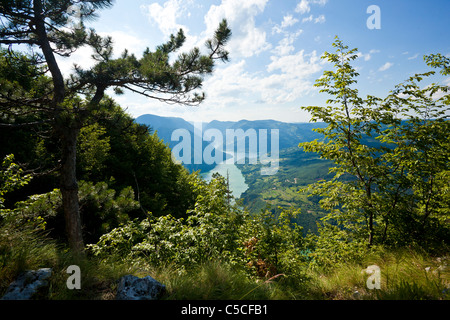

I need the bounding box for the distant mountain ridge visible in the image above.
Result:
[135,114,327,153]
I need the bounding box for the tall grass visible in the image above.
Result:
[0,227,59,297]
[1,223,448,300]
[141,261,271,300]
[136,260,312,300]
[0,224,134,300]
[306,248,449,300]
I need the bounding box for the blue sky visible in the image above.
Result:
[59,0,450,123]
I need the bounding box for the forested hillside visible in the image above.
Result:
[0,1,449,301]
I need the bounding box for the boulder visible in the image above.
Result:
[1,268,52,300]
[116,275,166,300]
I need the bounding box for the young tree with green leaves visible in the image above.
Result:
[378,54,450,246]
[301,37,386,247]
[0,0,231,253]
[301,37,449,252]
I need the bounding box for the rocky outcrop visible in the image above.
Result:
[1,268,52,300]
[116,275,166,300]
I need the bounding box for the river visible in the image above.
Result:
[200,152,250,199]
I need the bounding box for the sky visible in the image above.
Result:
[58,0,450,123]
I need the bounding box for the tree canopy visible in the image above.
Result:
[300,37,449,255]
[0,0,231,253]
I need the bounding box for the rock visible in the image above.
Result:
[116,275,166,300]
[1,268,52,300]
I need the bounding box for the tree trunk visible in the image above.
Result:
[368,212,374,247]
[59,125,84,254]
[365,184,374,248]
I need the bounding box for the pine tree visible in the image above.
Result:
[0,1,231,253]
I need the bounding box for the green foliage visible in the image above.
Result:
[0,154,31,208]
[88,174,308,283]
[1,1,231,252]
[307,248,449,300]
[306,223,371,268]
[300,36,450,257]
[77,123,111,179]
[1,23,448,299]
[238,146,333,234]
[153,261,287,300]
[88,174,245,268]
[71,17,231,106]
[240,208,307,279]
[1,177,139,244]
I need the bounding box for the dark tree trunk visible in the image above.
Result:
[34,0,85,253]
[368,212,374,247]
[59,125,84,254]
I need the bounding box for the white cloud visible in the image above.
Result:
[314,15,326,23]
[379,62,394,72]
[101,30,148,57]
[201,48,324,113]
[142,0,206,57]
[282,14,299,28]
[272,30,303,56]
[408,53,419,60]
[262,50,323,103]
[295,0,311,14]
[267,49,321,74]
[141,0,188,37]
[56,46,94,77]
[357,49,379,62]
[273,14,300,34]
[204,0,271,58]
[295,0,328,15]
[302,15,313,23]
[357,52,371,61]
[301,13,326,24]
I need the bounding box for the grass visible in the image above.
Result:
[0,225,134,300]
[306,248,450,300]
[136,260,313,300]
[1,225,448,300]
[148,262,273,300]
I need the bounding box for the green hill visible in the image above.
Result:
[135,114,333,234]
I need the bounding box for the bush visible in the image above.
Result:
[88,175,309,283]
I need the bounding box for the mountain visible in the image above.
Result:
[135,114,332,233]
[211,119,327,150]
[135,114,218,173]
[136,114,327,158]
[135,114,195,146]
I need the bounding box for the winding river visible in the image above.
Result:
[200,152,250,199]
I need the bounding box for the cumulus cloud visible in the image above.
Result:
[273,14,299,34]
[282,14,300,28]
[379,62,394,72]
[141,0,188,37]
[141,0,200,53]
[272,30,304,56]
[202,48,324,111]
[295,0,311,14]
[302,15,313,23]
[295,0,328,15]
[357,49,379,62]
[314,15,326,23]
[203,0,271,58]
